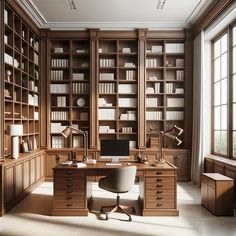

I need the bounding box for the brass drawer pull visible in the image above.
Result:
[157,190,163,193]
[157,203,162,206]
[157,178,163,181]
[66,196,73,200]
[67,203,73,207]
[157,172,162,175]
[66,171,73,175]
[67,190,73,194]
[157,184,163,187]
[67,184,73,187]
[157,196,163,200]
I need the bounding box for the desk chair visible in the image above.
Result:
[98,166,137,221]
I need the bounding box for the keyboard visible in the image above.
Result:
[105,163,122,166]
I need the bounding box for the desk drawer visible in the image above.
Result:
[54,200,85,209]
[146,195,174,203]
[145,182,175,190]
[146,202,175,209]
[146,189,174,196]
[54,170,84,178]
[146,176,175,183]
[145,170,175,176]
[54,195,85,202]
[54,189,85,196]
[54,182,85,190]
[54,178,85,185]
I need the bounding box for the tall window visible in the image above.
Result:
[212,24,236,158]
[233,26,236,157]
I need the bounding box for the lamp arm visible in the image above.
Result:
[66,126,85,135]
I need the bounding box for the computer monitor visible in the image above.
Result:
[100,139,130,163]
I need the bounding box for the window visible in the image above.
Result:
[212,24,236,158]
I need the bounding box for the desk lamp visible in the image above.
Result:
[61,126,88,161]
[157,125,183,165]
[6,124,23,159]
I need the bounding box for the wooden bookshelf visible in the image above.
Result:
[3,2,40,157]
[49,39,90,148]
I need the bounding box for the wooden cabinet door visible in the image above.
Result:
[214,161,224,174]
[41,154,45,178]
[4,165,14,204]
[204,158,214,172]
[208,186,216,213]
[23,159,30,190]
[36,155,41,181]
[201,181,208,207]
[15,162,23,196]
[30,157,36,185]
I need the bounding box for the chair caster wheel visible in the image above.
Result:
[105,214,109,220]
[100,208,103,213]
[132,208,136,214]
[129,217,132,221]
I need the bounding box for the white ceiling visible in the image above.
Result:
[18,0,214,30]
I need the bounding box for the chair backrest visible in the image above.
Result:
[99,166,137,193]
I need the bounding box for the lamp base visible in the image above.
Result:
[153,158,165,166]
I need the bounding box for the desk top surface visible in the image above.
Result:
[53,161,177,171]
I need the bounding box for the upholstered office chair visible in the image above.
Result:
[99,166,137,221]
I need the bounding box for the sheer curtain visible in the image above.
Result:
[191,31,205,185]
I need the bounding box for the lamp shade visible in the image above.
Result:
[7,124,23,136]
[61,126,72,138]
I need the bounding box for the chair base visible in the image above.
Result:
[100,195,135,221]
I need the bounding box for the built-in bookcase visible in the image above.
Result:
[49,39,90,148]
[3,3,40,156]
[98,39,138,149]
[145,40,185,147]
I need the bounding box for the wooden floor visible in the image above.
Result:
[0,182,236,236]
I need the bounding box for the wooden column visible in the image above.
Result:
[89,29,99,149]
[138,29,147,149]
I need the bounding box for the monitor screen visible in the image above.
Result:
[100,139,130,162]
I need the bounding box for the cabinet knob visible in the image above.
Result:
[157,184,163,187]
[66,203,73,207]
[157,178,163,181]
[157,203,162,206]
[66,196,73,200]
[157,190,163,194]
[157,196,163,200]
[157,172,162,175]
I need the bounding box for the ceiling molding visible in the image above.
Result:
[18,0,47,26]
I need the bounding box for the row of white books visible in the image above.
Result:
[98,109,116,120]
[51,111,69,120]
[98,98,113,107]
[166,43,184,53]
[51,123,67,133]
[34,52,38,66]
[118,84,137,94]
[146,59,161,68]
[51,70,64,80]
[120,111,136,120]
[146,83,160,94]
[99,126,115,134]
[56,96,67,107]
[122,127,133,133]
[73,73,85,80]
[147,76,159,81]
[51,136,65,148]
[100,73,115,80]
[166,111,184,120]
[146,45,163,53]
[4,53,19,68]
[166,83,184,94]
[122,48,131,53]
[99,83,115,94]
[28,94,38,106]
[72,136,83,148]
[54,47,64,53]
[51,59,69,68]
[124,62,136,68]
[167,98,184,107]
[126,70,136,80]
[146,111,163,120]
[29,80,38,92]
[176,70,184,80]
[99,59,115,67]
[119,98,136,107]
[34,111,39,120]
[72,83,89,94]
[50,84,69,93]
[146,98,158,108]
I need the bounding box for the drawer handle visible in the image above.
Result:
[157,196,163,200]
[67,190,73,194]
[157,172,162,175]
[66,178,73,181]
[157,190,163,193]
[157,203,162,206]
[157,184,163,187]
[66,196,73,200]
[67,203,73,207]
[157,178,163,182]
[66,171,73,175]
[67,184,73,187]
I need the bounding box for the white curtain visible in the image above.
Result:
[191,31,205,185]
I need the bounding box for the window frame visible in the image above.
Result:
[211,20,236,159]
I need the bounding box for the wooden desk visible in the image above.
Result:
[52,162,178,216]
